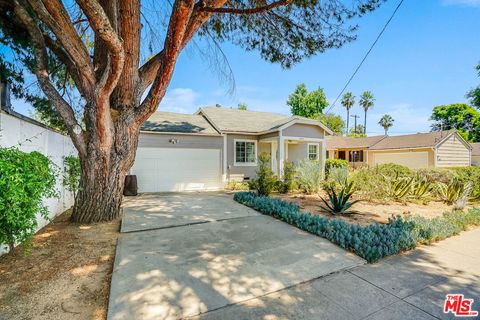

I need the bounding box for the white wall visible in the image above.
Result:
[0,110,76,255]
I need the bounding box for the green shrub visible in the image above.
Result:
[436,177,465,204]
[277,160,296,194]
[234,192,480,263]
[63,155,81,199]
[384,176,414,201]
[328,166,349,187]
[375,163,413,178]
[350,166,389,201]
[325,158,348,176]
[295,158,323,194]
[234,192,417,263]
[225,180,250,191]
[407,209,480,244]
[411,177,434,201]
[320,181,359,215]
[249,152,278,196]
[0,148,57,254]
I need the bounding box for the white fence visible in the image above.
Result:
[0,109,76,255]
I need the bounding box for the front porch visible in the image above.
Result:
[259,135,327,178]
[328,148,367,168]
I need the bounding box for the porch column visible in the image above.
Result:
[271,141,278,174]
[321,140,327,178]
[278,135,285,179]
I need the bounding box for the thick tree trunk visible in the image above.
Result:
[71,110,139,223]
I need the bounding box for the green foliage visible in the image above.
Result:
[466,63,480,109]
[237,103,247,110]
[341,92,355,111]
[376,163,413,178]
[62,155,81,198]
[348,125,366,137]
[225,180,250,191]
[234,192,417,263]
[360,91,375,134]
[410,177,434,201]
[325,158,348,175]
[318,113,345,135]
[384,176,414,201]
[234,192,480,263]
[287,84,328,119]
[328,166,349,188]
[430,104,480,142]
[378,114,394,135]
[249,152,278,196]
[436,177,465,205]
[320,181,359,215]
[407,209,480,245]
[295,158,323,193]
[0,147,57,254]
[277,160,296,194]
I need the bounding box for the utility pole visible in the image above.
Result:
[350,114,360,136]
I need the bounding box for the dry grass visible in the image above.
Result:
[275,192,470,226]
[0,210,120,320]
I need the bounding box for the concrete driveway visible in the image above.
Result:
[107,192,364,320]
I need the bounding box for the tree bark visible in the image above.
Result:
[71,109,140,223]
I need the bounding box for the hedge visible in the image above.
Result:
[234,192,480,263]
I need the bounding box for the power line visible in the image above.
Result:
[325,0,405,114]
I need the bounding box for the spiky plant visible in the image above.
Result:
[320,181,360,215]
[384,175,414,201]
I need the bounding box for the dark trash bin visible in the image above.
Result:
[124,175,138,196]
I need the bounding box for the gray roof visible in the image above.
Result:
[141,112,220,135]
[326,130,461,151]
[471,143,480,156]
[198,106,331,134]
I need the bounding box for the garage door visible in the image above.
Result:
[130,148,222,192]
[373,151,429,169]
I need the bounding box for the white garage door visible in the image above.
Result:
[373,151,429,169]
[131,147,222,192]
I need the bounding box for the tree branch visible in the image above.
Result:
[136,0,196,124]
[199,0,292,14]
[27,0,95,93]
[14,0,87,157]
[76,0,124,99]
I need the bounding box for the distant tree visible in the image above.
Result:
[319,113,345,136]
[340,92,355,134]
[238,103,247,110]
[348,124,366,138]
[466,63,480,110]
[359,91,375,134]
[378,114,394,135]
[430,104,480,142]
[287,84,328,119]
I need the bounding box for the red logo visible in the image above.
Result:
[444,294,478,317]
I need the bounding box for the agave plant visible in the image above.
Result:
[453,182,472,211]
[384,175,414,201]
[320,181,360,215]
[411,178,434,200]
[436,177,465,205]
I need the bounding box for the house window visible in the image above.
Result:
[349,150,364,162]
[234,140,257,166]
[308,143,319,160]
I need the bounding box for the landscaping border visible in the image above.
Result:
[234,192,480,263]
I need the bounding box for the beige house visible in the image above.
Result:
[326,130,472,169]
[132,107,332,192]
[472,143,480,166]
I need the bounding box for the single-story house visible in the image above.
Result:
[472,143,480,166]
[131,106,332,192]
[326,130,472,169]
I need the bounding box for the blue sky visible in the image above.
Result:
[10,0,480,136]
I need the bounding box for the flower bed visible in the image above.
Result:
[234,192,480,263]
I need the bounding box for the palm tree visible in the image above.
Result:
[378,114,394,135]
[340,92,355,135]
[359,91,375,135]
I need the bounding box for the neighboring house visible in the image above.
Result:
[326,130,472,169]
[131,107,332,192]
[472,143,480,166]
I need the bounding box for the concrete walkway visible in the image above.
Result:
[107,193,364,320]
[196,228,480,320]
[108,193,479,320]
